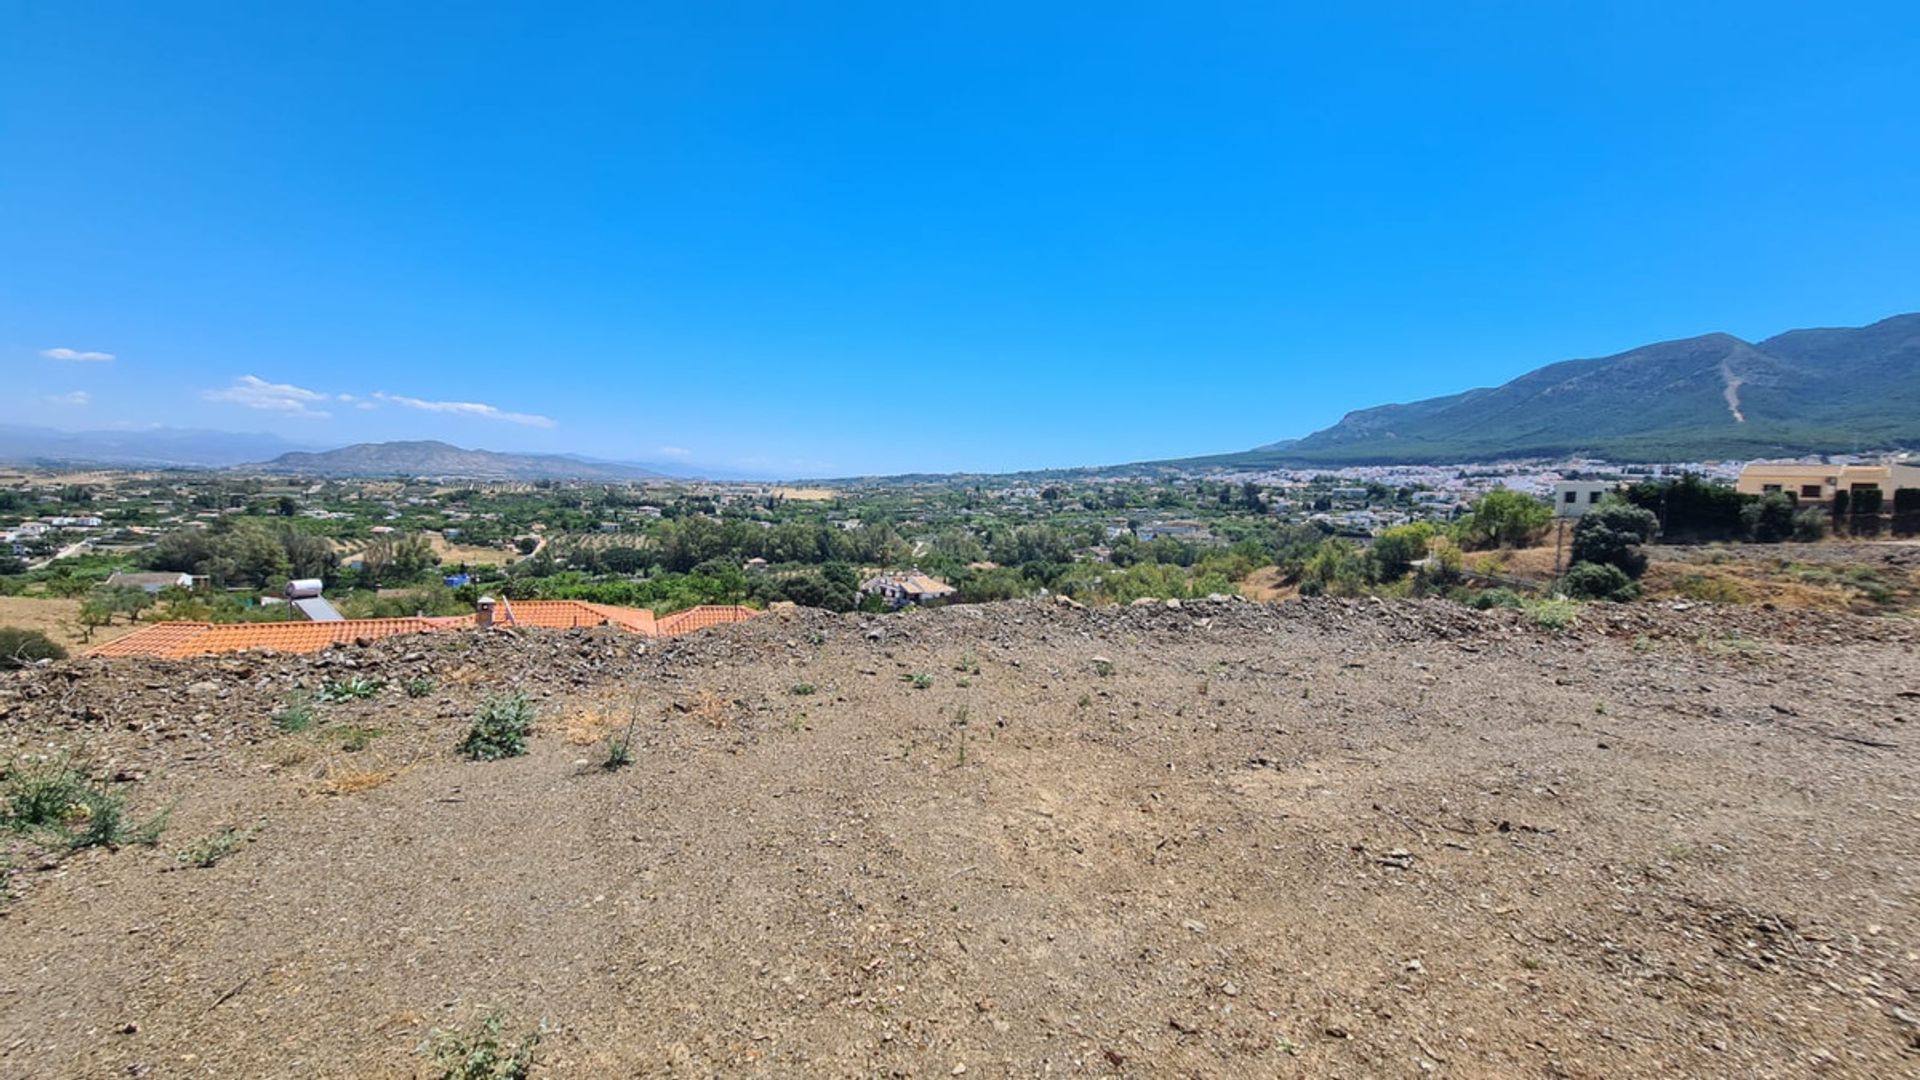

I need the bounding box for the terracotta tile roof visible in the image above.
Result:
[655,604,759,635]
[88,622,213,658]
[173,618,445,657]
[88,602,759,659]
[489,599,657,633]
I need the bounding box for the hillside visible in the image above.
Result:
[0,425,315,469]
[1194,313,1920,466]
[251,440,671,481]
[3,598,1918,1076]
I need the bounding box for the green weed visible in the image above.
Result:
[420,1010,540,1080]
[176,823,259,868]
[317,677,383,703]
[459,693,536,761]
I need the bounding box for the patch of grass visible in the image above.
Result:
[176,823,259,868]
[1673,572,1747,604]
[1525,596,1580,632]
[272,697,317,733]
[1,754,170,851]
[317,677,383,703]
[420,1010,540,1080]
[335,725,383,752]
[602,717,636,771]
[459,693,536,761]
[790,682,816,696]
[954,650,980,675]
[405,677,438,699]
[1696,632,1763,657]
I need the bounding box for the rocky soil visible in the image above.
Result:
[2,596,1919,1078]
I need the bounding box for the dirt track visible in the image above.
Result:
[2,597,1918,1077]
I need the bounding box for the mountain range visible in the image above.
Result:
[1185,312,1920,467]
[252,441,679,481]
[0,424,317,468]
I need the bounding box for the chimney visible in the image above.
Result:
[476,596,496,628]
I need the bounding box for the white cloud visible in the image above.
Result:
[655,446,693,459]
[203,374,333,418]
[45,390,90,406]
[372,392,555,428]
[42,347,115,362]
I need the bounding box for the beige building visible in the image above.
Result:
[1736,460,1920,504]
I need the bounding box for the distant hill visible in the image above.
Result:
[252,440,674,481]
[0,424,316,468]
[1188,313,1920,466]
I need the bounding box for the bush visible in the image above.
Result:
[1570,503,1659,579]
[1525,596,1581,632]
[459,693,536,760]
[1741,492,1798,543]
[0,628,67,669]
[1562,561,1637,602]
[1469,587,1524,610]
[1791,509,1828,542]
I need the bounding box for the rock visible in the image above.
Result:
[185,681,220,697]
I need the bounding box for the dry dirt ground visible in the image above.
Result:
[2,597,1919,1078]
[0,596,138,652]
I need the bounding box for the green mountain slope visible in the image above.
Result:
[1198,313,1920,466]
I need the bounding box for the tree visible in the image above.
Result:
[599,546,651,575]
[1894,488,1920,538]
[360,534,437,586]
[1741,492,1797,543]
[1298,539,1368,597]
[1623,474,1746,543]
[78,594,115,642]
[1570,502,1659,579]
[1369,523,1436,582]
[1453,489,1550,550]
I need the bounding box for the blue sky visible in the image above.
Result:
[4,3,1917,477]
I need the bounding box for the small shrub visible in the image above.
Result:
[272,698,317,733]
[902,672,933,690]
[1469,587,1524,610]
[0,628,66,669]
[420,1010,540,1080]
[790,682,816,696]
[317,677,383,703]
[176,824,258,868]
[602,718,636,771]
[1563,561,1637,602]
[1525,596,1581,632]
[954,650,980,675]
[1090,656,1114,678]
[405,677,438,698]
[459,693,536,760]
